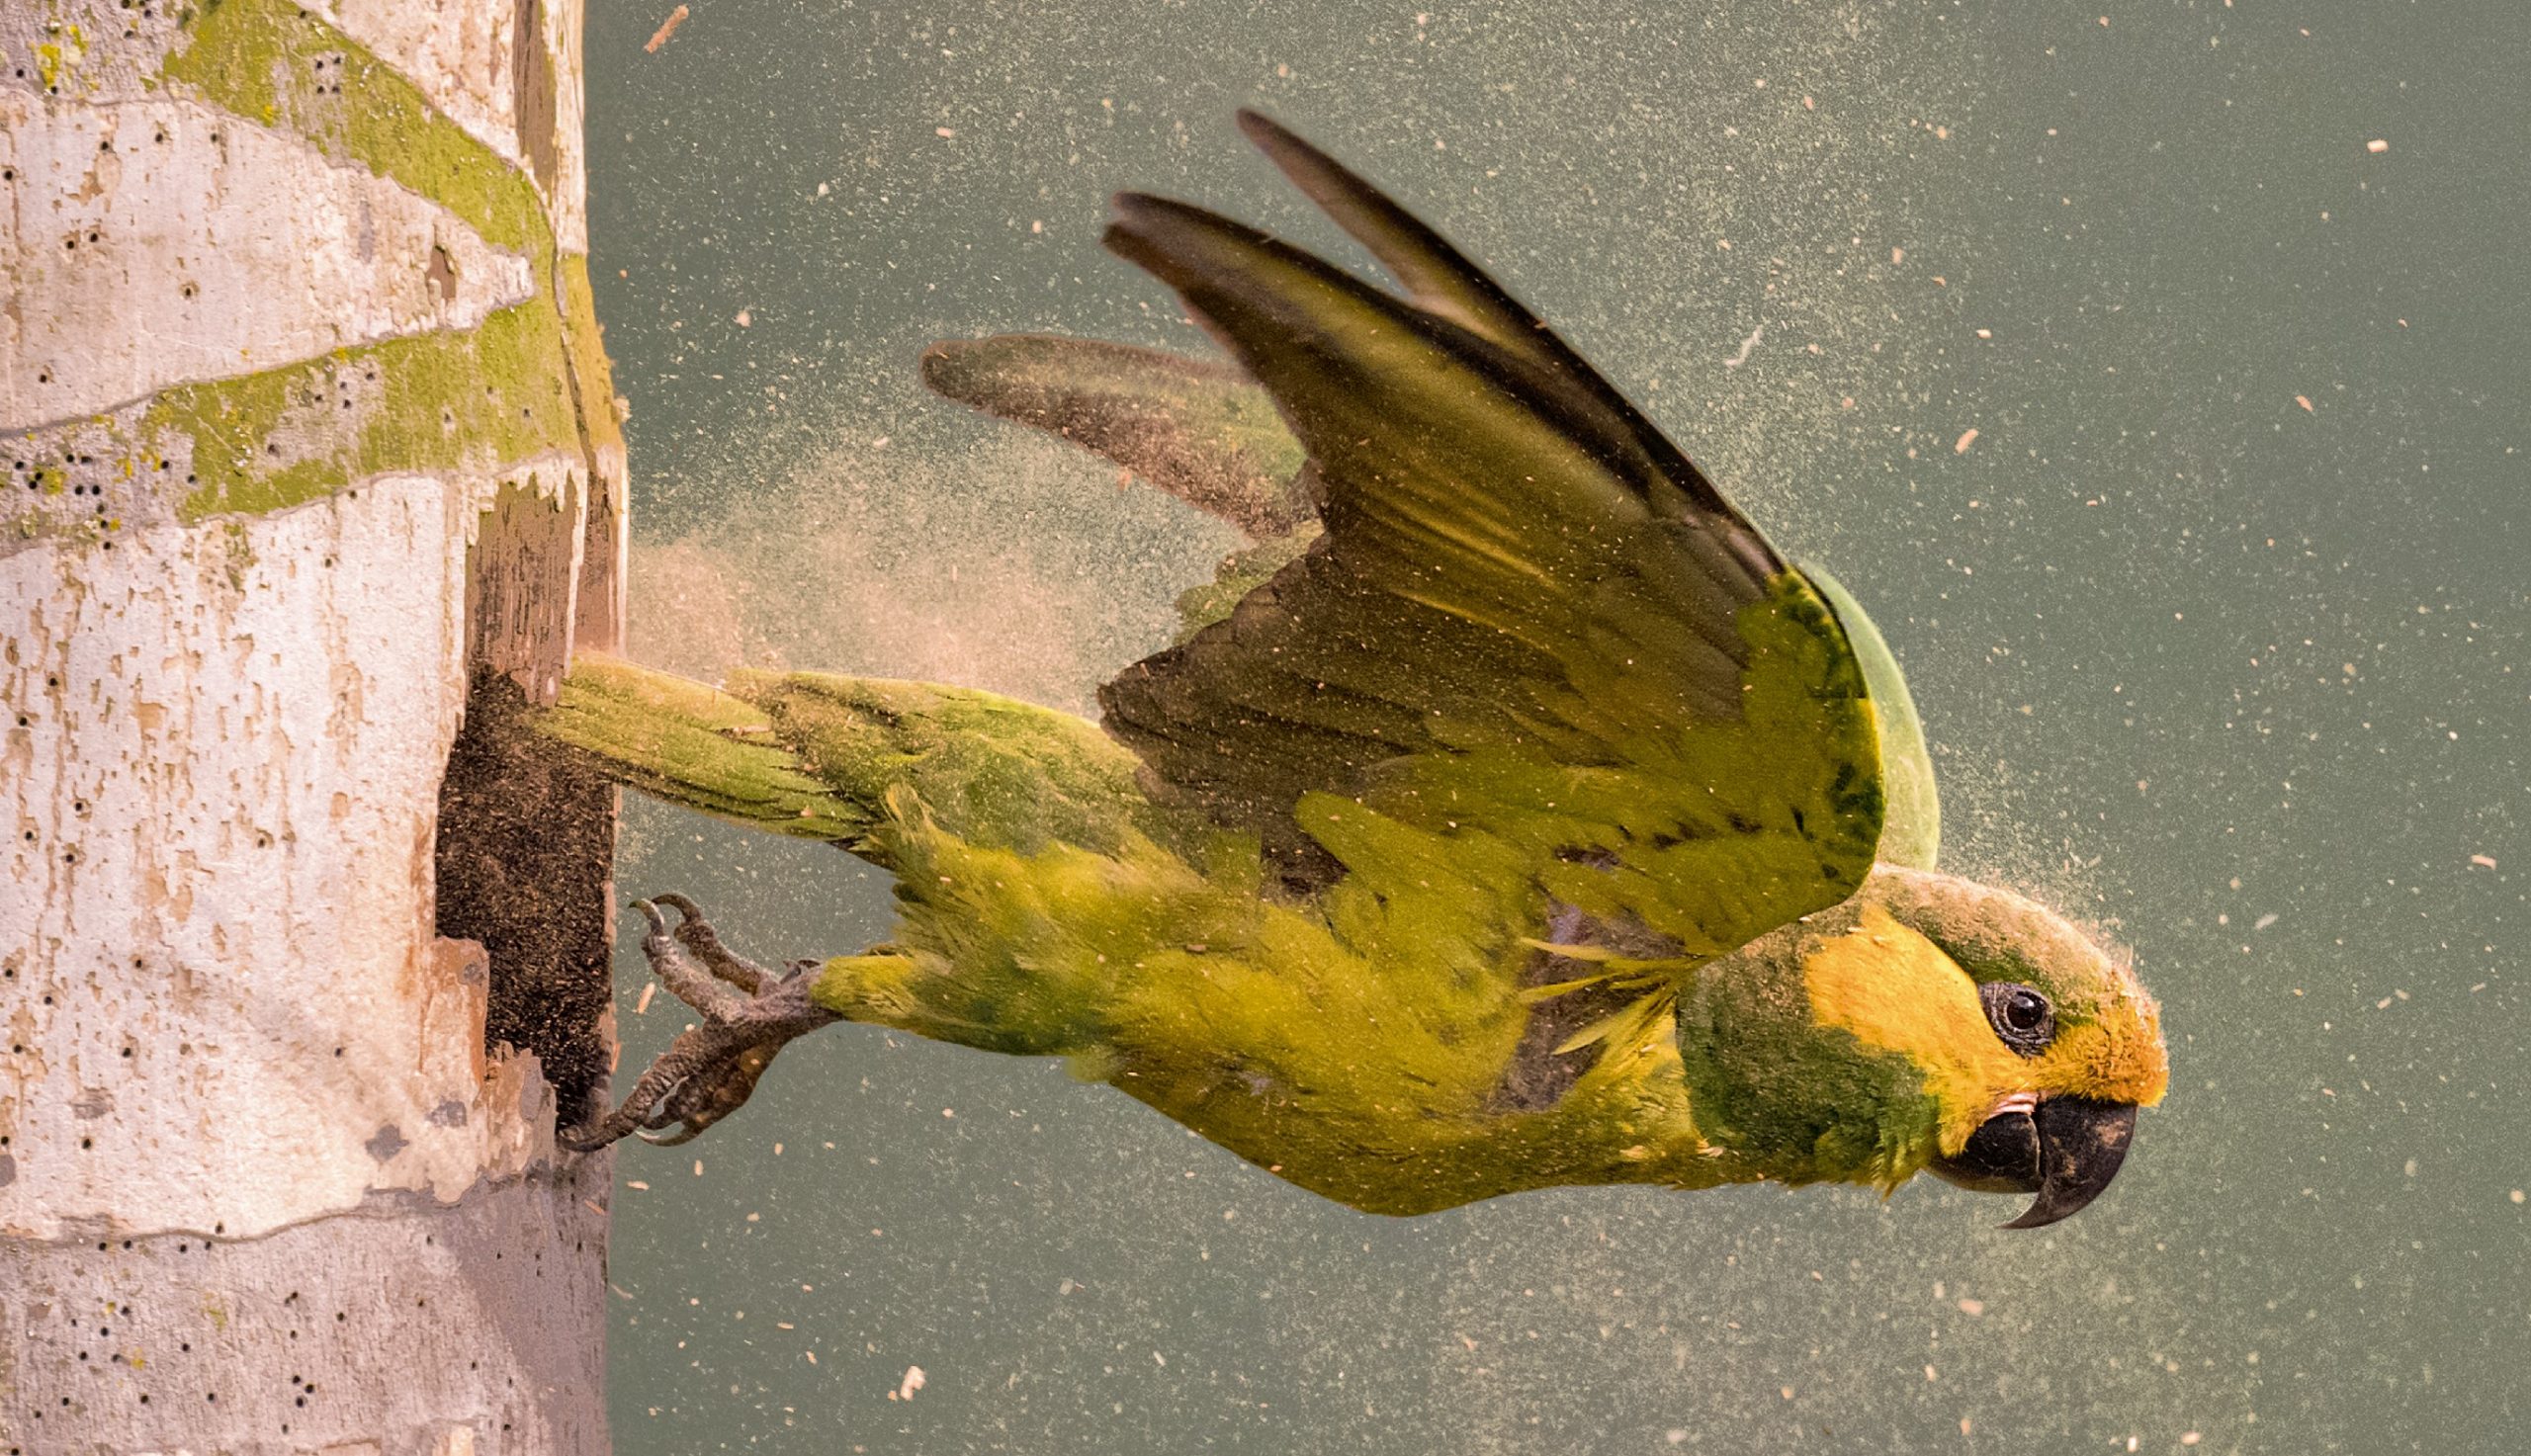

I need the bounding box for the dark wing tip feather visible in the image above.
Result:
[1229,109,1524,324]
[1105,182,1770,584]
[1230,106,1283,148]
[1222,111,1744,529]
[914,337,1004,403]
[1099,195,1242,299]
[1105,191,1270,262]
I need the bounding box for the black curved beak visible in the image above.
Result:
[1929,1096,2138,1230]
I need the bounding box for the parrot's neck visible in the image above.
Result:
[1672,875,1961,1191]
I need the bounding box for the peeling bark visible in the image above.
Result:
[2,1160,612,1453]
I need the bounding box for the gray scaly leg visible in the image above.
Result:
[562,896,840,1152]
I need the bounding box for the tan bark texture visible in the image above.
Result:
[2,1,623,1450]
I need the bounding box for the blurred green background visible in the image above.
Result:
[582,2,2527,1450]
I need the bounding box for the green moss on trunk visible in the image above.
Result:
[557,253,625,458]
[164,0,551,268]
[139,0,606,523]
[156,300,577,522]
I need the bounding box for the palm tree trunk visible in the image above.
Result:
[2,1,623,1448]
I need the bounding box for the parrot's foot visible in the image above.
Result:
[562,895,841,1153]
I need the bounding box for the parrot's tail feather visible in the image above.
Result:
[538,653,1162,868]
[538,652,880,855]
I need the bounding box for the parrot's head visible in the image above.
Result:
[1674,866,2167,1227]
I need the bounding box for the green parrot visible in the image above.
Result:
[551,112,2167,1229]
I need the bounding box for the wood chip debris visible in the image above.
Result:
[2296,394,2314,412]
[1722,323,1765,368]
[1954,428,1979,454]
[645,5,689,53]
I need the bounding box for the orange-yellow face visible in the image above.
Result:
[1803,869,2168,1228]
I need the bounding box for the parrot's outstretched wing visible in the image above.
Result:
[913,338,1946,859]
[1094,112,1886,959]
[919,334,1314,538]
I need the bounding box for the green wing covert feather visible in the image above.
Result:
[1094,113,1886,962]
[1805,566,1941,870]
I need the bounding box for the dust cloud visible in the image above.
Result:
[624,418,1238,715]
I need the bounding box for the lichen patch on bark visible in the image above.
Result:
[160,0,554,268]
[152,298,581,522]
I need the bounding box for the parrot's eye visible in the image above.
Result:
[1979,983,2055,1056]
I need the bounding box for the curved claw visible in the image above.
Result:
[651,892,707,923]
[651,892,780,994]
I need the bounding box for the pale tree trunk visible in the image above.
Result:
[2,2,625,1451]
